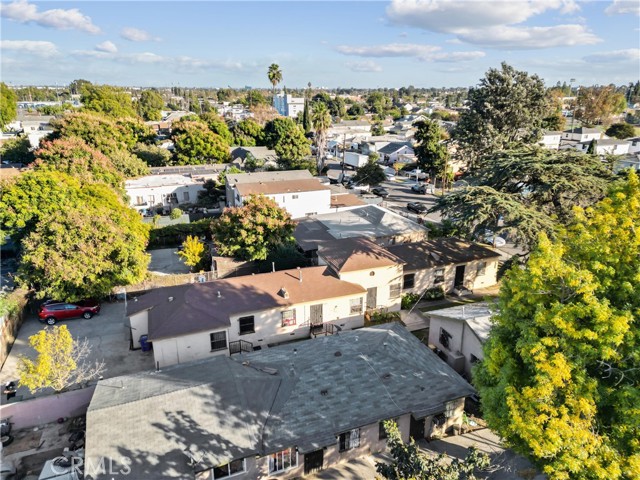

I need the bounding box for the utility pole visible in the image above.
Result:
[342,133,346,178]
[569,78,577,135]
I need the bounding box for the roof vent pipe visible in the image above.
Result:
[298,267,302,283]
[168,296,174,302]
[217,291,221,298]
[272,262,275,273]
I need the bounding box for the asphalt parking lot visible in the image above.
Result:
[0,301,155,403]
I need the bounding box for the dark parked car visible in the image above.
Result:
[407,202,428,214]
[38,300,101,325]
[370,187,389,198]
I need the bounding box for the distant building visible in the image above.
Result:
[575,138,630,156]
[562,127,602,143]
[273,92,305,118]
[540,131,562,150]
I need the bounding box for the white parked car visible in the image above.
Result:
[483,234,506,247]
[404,169,428,180]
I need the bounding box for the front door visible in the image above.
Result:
[409,415,425,441]
[304,449,324,474]
[310,304,323,334]
[366,287,377,310]
[454,265,466,289]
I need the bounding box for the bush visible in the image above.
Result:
[368,310,401,325]
[170,208,183,220]
[401,292,421,309]
[423,286,445,300]
[149,219,211,248]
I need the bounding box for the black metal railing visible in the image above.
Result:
[229,340,254,355]
[311,323,340,337]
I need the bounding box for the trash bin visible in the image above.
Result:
[139,335,151,352]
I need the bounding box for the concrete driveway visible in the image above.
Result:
[0,301,155,403]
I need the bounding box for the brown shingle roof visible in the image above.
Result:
[129,266,365,341]
[236,179,331,196]
[319,237,404,273]
[386,237,500,270]
[330,193,366,208]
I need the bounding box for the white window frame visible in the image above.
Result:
[338,428,361,452]
[349,297,363,314]
[389,283,402,299]
[477,262,486,276]
[268,447,298,474]
[434,268,445,285]
[281,309,296,327]
[211,458,246,479]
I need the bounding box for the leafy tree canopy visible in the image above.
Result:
[80,84,138,118]
[108,148,150,178]
[429,147,614,249]
[211,195,296,261]
[133,143,174,167]
[230,118,264,147]
[199,112,233,145]
[454,62,548,168]
[414,119,449,177]
[274,123,311,162]
[352,159,387,186]
[171,119,231,165]
[0,136,35,165]
[0,82,18,129]
[137,89,164,121]
[178,235,206,272]
[371,121,385,136]
[605,122,636,139]
[16,180,150,300]
[50,111,155,155]
[33,137,124,188]
[576,86,628,127]
[474,171,640,479]
[262,117,298,149]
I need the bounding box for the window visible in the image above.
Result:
[349,297,363,315]
[439,328,452,349]
[281,309,296,327]
[183,191,190,202]
[470,353,481,365]
[339,429,360,452]
[148,195,155,205]
[212,459,245,479]
[238,316,254,335]
[434,268,445,285]
[445,401,456,418]
[403,273,415,290]
[136,196,144,205]
[292,194,299,199]
[210,331,227,351]
[389,283,402,299]
[269,447,297,474]
[433,413,446,427]
[379,419,397,440]
[476,262,486,275]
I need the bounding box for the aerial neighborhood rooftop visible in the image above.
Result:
[0,3,638,478]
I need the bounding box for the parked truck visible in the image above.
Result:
[341,151,369,170]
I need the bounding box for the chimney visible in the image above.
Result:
[298,267,302,283]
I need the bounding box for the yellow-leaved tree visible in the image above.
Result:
[178,235,206,272]
[474,170,639,479]
[19,325,106,393]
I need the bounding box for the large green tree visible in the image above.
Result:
[230,118,264,146]
[274,125,311,163]
[0,82,18,129]
[352,159,386,186]
[605,123,636,139]
[33,137,124,188]
[171,119,231,165]
[211,195,296,261]
[80,84,138,118]
[0,136,35,165]
[133,143,173,167]
[414,119,449,179]
[137,89,164,121]
[262,117,298,149]
[454,62,548,169]
[312,102,332,173]
[200,112,233,145]
[16,179,150,300]
[575,86,628,127]
[429,147,614,249]
[474,171,640,479]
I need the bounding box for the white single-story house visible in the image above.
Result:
[125,174,208,213]
[86,323,474,479]
[540,131,562,150]
[225,170,333,218]
[562,127,601,143]
[378,142,415,164]
[427,302,493,378]
[385,238,501,295]
[576,138,631,155]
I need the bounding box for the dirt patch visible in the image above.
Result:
[2,429,42,455]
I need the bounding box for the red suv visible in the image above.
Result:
[38,300,101,325]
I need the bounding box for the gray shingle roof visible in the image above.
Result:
[386,238,500,270]
[86,323,473,478]
[378,142,413,155]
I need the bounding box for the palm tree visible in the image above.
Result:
[267,64,282,99]
[312,102,332,174]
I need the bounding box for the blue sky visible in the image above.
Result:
[1,1,639,88]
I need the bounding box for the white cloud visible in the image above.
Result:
[605,0,640,16]
[385,0,597,49]
[460,24,601,49]
[583,48,640,63]
[336,43,440,58]
[0,0,100,34]
[120,27,159,42]
[346,60,383,72]
[336,42,483,62]
[0,39,58,56]
[95,41,117,53]
[386,0,579,32]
